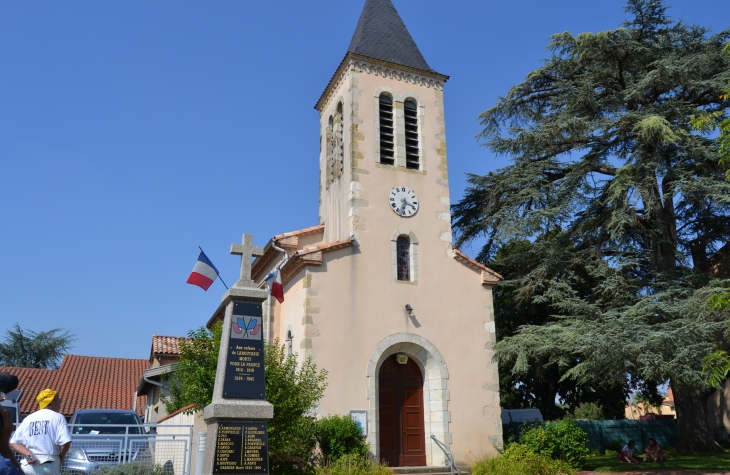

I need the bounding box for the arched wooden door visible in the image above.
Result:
[378,354,426,467]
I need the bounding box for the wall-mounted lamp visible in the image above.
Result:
[405,304,413,316]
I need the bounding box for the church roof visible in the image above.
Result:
[452,249,503,285]
[347,0,433,73]
[315,0,447,111]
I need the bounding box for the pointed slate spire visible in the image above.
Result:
[348,0,434,72]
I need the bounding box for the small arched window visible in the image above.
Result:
[286,329,294,356]
[404,100,419,169]
[396,236,410,281]
[379,94,395,166]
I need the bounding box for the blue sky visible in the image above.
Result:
[0,1,724,360]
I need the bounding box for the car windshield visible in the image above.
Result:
[73,413,143,434]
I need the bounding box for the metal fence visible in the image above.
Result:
[12,424,193,475]
[503,419,677,453]
[575,419,677,453]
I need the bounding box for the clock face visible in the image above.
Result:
[389,186,419,217]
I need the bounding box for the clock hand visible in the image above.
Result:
[402,199,416,209]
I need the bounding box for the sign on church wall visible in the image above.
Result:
[223,301,266,399]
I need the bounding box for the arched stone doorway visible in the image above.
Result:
[378,353,426,467]
[365,333,451,467]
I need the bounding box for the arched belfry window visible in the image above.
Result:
[396,236,410,281]
[326,116,334,187]
[379,94,395,166]
[333,102,344,181]
[404,100,419,169]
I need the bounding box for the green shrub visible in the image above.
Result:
[95,463,169,475]
[521,420,589,468]
[265,340,328,475]
[604,449,618,456]
[316,415,369,462]
[571,403,604,420]
[315,454,393,475]
[471,444,575,475]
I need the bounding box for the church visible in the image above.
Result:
[225,0,503,467]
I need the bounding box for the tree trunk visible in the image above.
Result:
[673,384,723,453]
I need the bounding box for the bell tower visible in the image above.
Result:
[251,1,504,464]
[315,0,450,251]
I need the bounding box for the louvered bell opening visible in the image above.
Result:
[379,95,395,165]
[404,100,419,169]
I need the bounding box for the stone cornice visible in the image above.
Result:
[452,249,503,286]
[280,237,356,286]
[315,53,449,112]
[251,225,326,282]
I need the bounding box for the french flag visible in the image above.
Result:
[186,251,220,291]
[265,267,284,303]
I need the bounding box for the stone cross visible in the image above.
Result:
[230,233,264,288]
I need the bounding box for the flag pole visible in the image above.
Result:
[266,288,271,345]
[199,246,229,289]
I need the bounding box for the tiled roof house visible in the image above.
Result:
[138,335,188,423]
[0,355,148,420]
[150,335,187,368]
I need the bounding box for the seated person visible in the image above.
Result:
[619,440,641,464]
[644,438,665,462]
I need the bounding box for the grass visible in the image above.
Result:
[315,454,393,475]
[582,452,730,472]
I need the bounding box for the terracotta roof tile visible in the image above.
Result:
[151,335,188,356]
[453,249,503,283]
[281,237,356,285]
[157,404,196,424]
[273,225,325,241]
[252,225,325,282]
[0,355,148,417]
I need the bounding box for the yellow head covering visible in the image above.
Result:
[37,389,57,409]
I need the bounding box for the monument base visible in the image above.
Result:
[203,399,274,421]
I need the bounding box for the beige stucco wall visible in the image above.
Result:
[255,59,503,467]
[290,248,501,466]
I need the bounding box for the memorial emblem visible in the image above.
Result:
[232,316,262,340]
[223,301,266,399]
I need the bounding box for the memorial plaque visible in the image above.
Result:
[213,422,268,474]
[223,301,266,399]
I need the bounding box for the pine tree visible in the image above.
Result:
[0,323,75,369]
[453,0,730,452]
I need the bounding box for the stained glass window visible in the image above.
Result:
[397,236,410,281]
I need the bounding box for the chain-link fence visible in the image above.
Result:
[12,424,193,475]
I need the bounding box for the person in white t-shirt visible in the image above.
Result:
[9,389,71,475]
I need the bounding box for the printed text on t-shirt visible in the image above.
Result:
[29,420,50,436]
